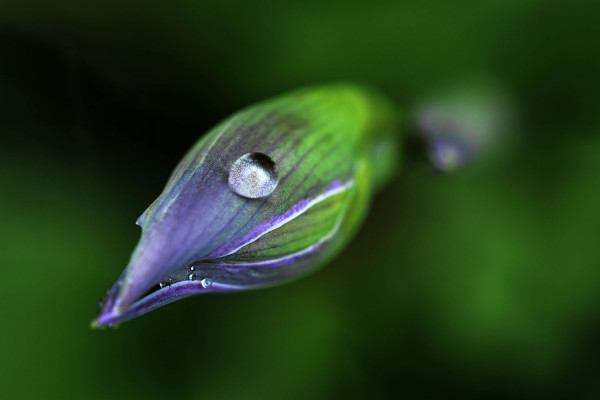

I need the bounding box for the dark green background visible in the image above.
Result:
[1,0,599,398]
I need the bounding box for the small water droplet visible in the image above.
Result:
[228,152,278,198]
[201,278,212,288]
[188,273,196,281]
[159,282,166,288]
[189,265,195,271]
[167,277,174,285]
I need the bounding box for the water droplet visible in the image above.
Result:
[201,278,212,288]
[228,152,278,198]
[188,273,196,281]
[189,265,195,271]
[167,277,174,285]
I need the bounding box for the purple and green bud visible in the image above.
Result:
[416,79,513,172]
[93,84,402,327]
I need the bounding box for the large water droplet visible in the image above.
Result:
[188,273,196,281]
[228,152,278,198]
[201,278,212,288]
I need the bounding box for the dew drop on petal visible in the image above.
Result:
[228,152,278,198]
[188,273,196,281]
[201,278,212,288]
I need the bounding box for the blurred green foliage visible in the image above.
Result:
[0,0,599,398]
